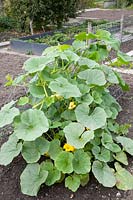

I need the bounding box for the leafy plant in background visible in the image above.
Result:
[4,0,79,33]
[0,30,133,196]
[0,15,16,32]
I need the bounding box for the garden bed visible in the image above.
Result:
[10,31,74,55]
[0,52,133,200]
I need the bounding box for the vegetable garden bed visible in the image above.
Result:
[0,54,133,199]
[10,24,89,55]
[0,30,133,199]
[10,31,74,55]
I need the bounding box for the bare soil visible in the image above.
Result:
[79,9,133,20]
[0,53,133,200]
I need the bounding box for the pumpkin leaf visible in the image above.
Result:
[92,161,116,187]
[14,109,49,141]
[20,163,48,196]
[0,101,19,128]
[115,162,133,190]
[64,122,94,149]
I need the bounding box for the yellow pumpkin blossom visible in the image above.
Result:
[44,152,49,157]
[85,127,91,131]
[68,101,76,110]
[63,143,75,152]
[51,94,63,100]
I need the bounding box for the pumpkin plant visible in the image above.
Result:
[0,30,133,196]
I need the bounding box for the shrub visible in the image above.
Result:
[0,15,16,31]
[4,0,79,32]
[0,30,133,196]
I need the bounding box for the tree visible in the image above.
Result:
[38,0,78,29]
[4,0,78,33]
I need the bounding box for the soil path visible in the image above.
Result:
[78,9,133,20]
[0,53,133,200]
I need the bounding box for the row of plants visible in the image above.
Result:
[0,30,133,196]
[26,23,88,45]
[26,21,108,46]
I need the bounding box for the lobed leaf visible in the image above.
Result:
[64,122,94,149]
[0,101,20,128]
[92,161,116,187]
[20,163,48,196]
[0,135,22,166]
[14,109,49,141]
[116,136,133,156]
[78,69,106,86]
[73,149,91,174]
[115,162,133,190]
[75,104,107,130]
[49,77,81,98]
[55,151,73,174]
[65,174,80,192]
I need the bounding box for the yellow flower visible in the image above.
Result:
[44,152,49,157]
[51,94,63,100]
[85,127,91,131]
[63,143,75,152]
[68,102,76,110]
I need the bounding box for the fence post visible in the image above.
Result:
[120,14,124,43]
[87,22,92,46]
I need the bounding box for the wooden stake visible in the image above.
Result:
[87,22,92,46]
[120,14,124,43]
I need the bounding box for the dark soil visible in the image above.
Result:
[79,9,133,21]
[0,53,133,200]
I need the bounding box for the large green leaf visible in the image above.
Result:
[92,161,116,187]
[65,174,80,192]
[78,57,99,68]
[61,110,76,121]
[115,162,133,190]
[48,139,62,160]
[92,91,102,104]
[73,149,91,174]
[22,137,49,163]
[75,104,107,130]
[72,40,86,51]
[113,151,128,165]
[35,137,50,155]
[102,133,121,153]
[92,146,110,162]
[96,29,111,41]
[0,101,20,128]
[23,56,55,73]
[29,83,45,98]
[20,163,48,196]
[55,151,73,173]
[64,122,94,149]
[64,50,79,62]
[101,65,119,84]
[117,51,133,64]
[116,136,133,156]
[0,135,22,166]
[41,160,61,186]
[22,141,40,163]
[78,69,106,86]
[80,174,90,187]
[49,77,81,98]
[75,32,87,41]
[14,109,49,141]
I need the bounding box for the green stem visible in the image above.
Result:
[43,84,48,97]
